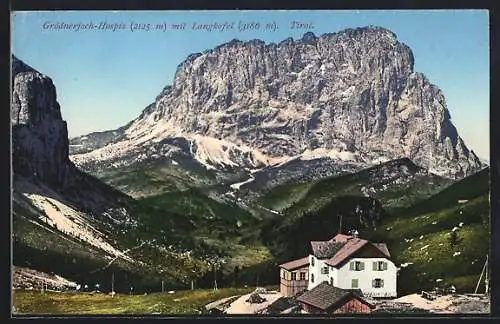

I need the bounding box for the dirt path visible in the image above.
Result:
[390,293,490,314]
[225,291,283,314]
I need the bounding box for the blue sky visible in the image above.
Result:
[11,10,489,160]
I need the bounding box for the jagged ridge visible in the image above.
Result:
[70,26,482,180]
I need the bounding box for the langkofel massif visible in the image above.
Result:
[70,26,482,191]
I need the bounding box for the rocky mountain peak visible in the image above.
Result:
[11,55,135,229]
[12,55,37,76]
[11,55,71,187]
[70,26,482,180]
[301,31,317,44]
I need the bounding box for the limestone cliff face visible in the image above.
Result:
[11,55,71,187]
[11,55,132,225]
[71,26,482,179]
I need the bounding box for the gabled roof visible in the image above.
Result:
[325,237,368,267]
[308,233,391,267]
[373,243,391,258]
[279,256,309,271]
[296,282,373,311]
[310,239,345,259]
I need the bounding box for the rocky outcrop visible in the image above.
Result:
[11,55,72,188]
[71,26,482,179]
[11,55,133,224]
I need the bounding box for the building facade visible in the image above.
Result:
[282,233,397,299]
[278,257,309,297]
[331,257,397,298]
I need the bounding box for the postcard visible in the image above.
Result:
[10,9,490,316]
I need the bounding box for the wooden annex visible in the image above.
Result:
[296,282,374,314]
[279,257,309,297]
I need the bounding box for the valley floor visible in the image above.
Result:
[12,287,257,315]
[12,287,490,316]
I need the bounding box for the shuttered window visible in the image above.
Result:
[311,257,315,266]
[330,277,334,286]
[373,261,388,271]
[291,272,296,281]
[300,272,306,280]
[311,274,314,283]
[351,279,359,288]
[350,261,364,271]
[372,278,384,288]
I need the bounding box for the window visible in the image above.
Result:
[299,272,306,281]
[311,256,315,266]
[373,278,384,288]
[321,266,329,274]
[330,277,334,286]
[291,272,296,281]
[349,261,364,271]
[351,279,359,288]
[373,261,388,271]
[311,274,314,283]
[281,269,285,279]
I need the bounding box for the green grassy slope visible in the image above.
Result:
[258,165,489,296]
[15,152,489,298]
[12,200,155,293]
[363,168,490,295]
[398,167,489,218]
[130,188,259,248]
[127,189,274,278]
[260,196,388,262]
[97,159,220,198]
[13,175,275,294]
[258,158,451,215]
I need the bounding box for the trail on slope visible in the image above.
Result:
[88,239,154,274]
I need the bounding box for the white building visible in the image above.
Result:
[305,233,397,298]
